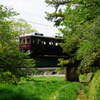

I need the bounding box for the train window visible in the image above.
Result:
[41,41,46,45]
[20,38,24,43]
[49,41,52,45]
[41,41,43,45]
[23,38,25,43]
[43,41,46,45]
[20,38,31,44]
[33,40,35,44]
[37,39,41,44]
[49,41,56,46]
[36,39,46,45]
[55,42,58,46]
[26,38,31,43]
[20,39,23,43]
[49,41,54,45]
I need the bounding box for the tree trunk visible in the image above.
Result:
[65,67,79,81]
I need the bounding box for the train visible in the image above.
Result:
[19,33,64,56]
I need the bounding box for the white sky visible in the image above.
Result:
[0,0,59,36]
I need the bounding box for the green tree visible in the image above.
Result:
[0,5,35,84]
[11,18,37,36]
[45,0,100,73]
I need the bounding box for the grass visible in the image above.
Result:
[86,70,100,100]
[56,82,82,100]
[0,76,83,100]
[28,76,65,82]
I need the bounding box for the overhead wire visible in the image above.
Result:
[13,18,55,28]
[26,20,55,28]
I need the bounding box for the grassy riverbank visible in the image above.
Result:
[85,70,100,100]
[0,76,82,100]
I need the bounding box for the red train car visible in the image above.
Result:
[19,33,64,56]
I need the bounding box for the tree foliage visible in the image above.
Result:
[0,5,35,84]
[11,18,37,36]
[45,0,100,73]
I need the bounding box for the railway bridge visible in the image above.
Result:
[19,33,79,81]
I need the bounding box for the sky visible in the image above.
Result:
[0,0,59,36]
